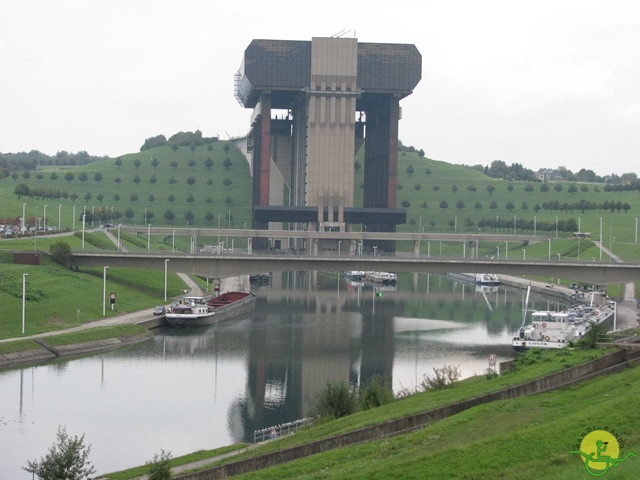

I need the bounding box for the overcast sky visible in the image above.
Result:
[1,0,638,176]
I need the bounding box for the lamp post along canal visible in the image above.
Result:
[164,259,169,302]
[22,273,29,335]
[103,266,109,316]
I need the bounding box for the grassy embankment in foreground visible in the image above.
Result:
[101,348,640,479]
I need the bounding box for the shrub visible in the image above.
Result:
[420,365,461,391]
[146,449,172,480]
[312,381,358,420]
[359,375,394,410]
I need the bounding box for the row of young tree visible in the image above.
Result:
[139,129,219,151]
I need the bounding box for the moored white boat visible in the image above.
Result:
[447,273,501,286]
[512,292,614,351]
[165,291,256,327]
[364,271,397,285]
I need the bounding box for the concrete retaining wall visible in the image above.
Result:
[176,349,639,480]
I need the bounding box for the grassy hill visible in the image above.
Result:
[2,142,639,248]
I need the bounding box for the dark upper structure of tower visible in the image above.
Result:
[235,37,421,252]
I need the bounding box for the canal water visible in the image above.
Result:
[0,272,564,477]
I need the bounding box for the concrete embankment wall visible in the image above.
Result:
[176,349,640,480]
[500,276,571,303]
[0,332,154,369]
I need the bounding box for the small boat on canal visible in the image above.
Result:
[165,291,256,327]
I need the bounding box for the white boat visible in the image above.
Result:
[447,273,501,286]
[344,271,365,282]
[512,292,614,351]
[165,291,256,327]
[365,271,397,285]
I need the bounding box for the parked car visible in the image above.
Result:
[153,306,166,315]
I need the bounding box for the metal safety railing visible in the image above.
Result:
[253,417,315,443]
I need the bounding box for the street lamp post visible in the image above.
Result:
[164,259,169,302]
[599,217,603,261]
[82,214,86,249]
[58,205,62,231]
[73,206,76,230]
[522,249,526,261]
[172,230,176,253]
[555,216,558,238]
[635,218,638,243]
[22,203,26,230]
[147,224,151,251]
[427,241,431,258]
[338,240,342,256]
[43,205,47,233]
[534,216,537,236]
[33,206,38,252]
[22,273,28,334]
[578,217,581,233]
[548,238,551,261]
[117,224,122,251]
[102,266,109,316]
[505,241,508,260]
[496,246,499,259]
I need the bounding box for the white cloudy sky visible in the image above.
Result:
[1,0,638,175]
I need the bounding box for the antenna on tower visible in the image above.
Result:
[331,29,353,38]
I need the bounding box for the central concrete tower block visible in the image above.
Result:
[235,37,421,252]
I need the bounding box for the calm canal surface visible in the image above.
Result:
[0,272,564,477]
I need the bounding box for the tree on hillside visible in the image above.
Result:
[70,193,78,202]
[186,177,196,186]
[474,201,482,209]
[50,172,58,180]
[451,185,458,194]
[134,158,141,169]
[414,183,422,191]
[439,200,448,210]
[168,194,176,203]
[168,177,177,184]
[190,143,196,154]
[164,209,175,222]
[224,196,233,207]
[113,193,120,202]
[64,172,74,183]
[96,193,104,203]
[540,183,549,192]
[130,193,138,204]
[11,172,18,181]
[524,184,534,193]
[401,200,411,208]
[206,178,213,185]
[425,167,432,175]
[223,158,233,170]
[521,201,529,212]
[22,171,31,180]
[133,174,141,184]
[207,144,213,152]
[205,211,215,223]
[14,183,29,199]
[223,143,231,154]
[148,194,155,203]
[456,200,465,211]
[84,192,91,202]
[94,172,102,182]
[580,184,589,193]
[23,426,96,480]
[354,159,362,172]
[507,184,514,193]
[114,177,122,184]
[125,207,135,221]
[186,194,195,204]
[568,184,578,195]
[421,201,428,208]
[151,157,158,170]
[554,184,563,193]
[406,165,414,176]
[78,172,88,182]
[486,185,495,195]
[467,185,477,192]
[171,144,178,153]
[149,174,157,184]
[170,160,178,170]
[204,157,214,170]
[188,158,196,168]
[184,210,194,223]
[505,201,515,212]
[490,201,498,210]
[223,178,232,186]
[115,157,122,169]
[432,185,440,192]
